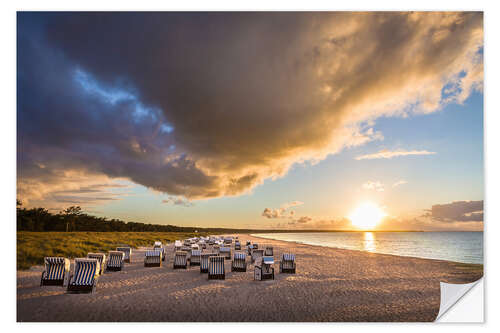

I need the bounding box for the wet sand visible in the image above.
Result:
[17,234,482,322]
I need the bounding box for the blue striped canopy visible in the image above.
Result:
[107,251,125,267]
[73,259,99,285]
[44,257,70,280]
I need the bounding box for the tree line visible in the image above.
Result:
[16,200,293,233]
[16,200,203,232]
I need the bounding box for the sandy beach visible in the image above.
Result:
[17,234,483,322]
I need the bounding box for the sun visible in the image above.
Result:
[348,202,386,230]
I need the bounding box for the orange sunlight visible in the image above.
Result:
[348,202,387,230]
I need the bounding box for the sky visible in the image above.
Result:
[17,12,484,231]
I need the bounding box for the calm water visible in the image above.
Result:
[253,232,483,264]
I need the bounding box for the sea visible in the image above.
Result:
[252,231,483,264]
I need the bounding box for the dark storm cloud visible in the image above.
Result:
[424,200,483,222]
[17,12,483,205]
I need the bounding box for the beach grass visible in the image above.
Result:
[17,231,208,270]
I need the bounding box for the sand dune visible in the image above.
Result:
[17,234,482,322]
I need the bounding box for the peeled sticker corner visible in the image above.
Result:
[435,278,483,322]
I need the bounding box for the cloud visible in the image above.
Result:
[392,180,408,187]
[162,196,193,207]
[362,181,385,192]
[18,12,483,205]
[262,201,303,219]
[355,149,437,160]
[423,200,483,222]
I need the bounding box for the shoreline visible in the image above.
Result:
[17,234,483,322]
[250,233,484,268]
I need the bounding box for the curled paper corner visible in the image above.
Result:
[435,278,483,322]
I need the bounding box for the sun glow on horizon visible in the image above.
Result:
[349,202,387,230]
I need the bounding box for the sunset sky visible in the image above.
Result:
[17,12,484,231]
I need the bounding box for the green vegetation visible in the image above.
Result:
[17,231,208,270]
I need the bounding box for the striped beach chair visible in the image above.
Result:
[231,252,247,272]
[208,256,225,280]
[144,250,162,267]
[116,247,132,263]
[254,256,275,281]
[106,251,125,271]
[200,253,216,273]
[190,249,201,266]
[219,246,231,259]
[280,253,296,273]
[87,253,106,275]
[264,246,274,257]
[67,258,100,293]
[40,257,70,286]
[173,251,188,269]
[251,249,264,263]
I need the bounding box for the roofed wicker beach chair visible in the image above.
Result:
[253,243,259,249]
[234,241,241,251]
[200,253,216,273]
[87,253,106,275]
[144,250,162,267]
[190,249,201,266]
[40,257,70,287]
[208,256,225,280]
[173,251,188,269]
[219,246,231,259]
[116,246,132,263]
[251,249,264,263]
[213,244,220,254]
[174,240,182,251]
[280,253,296,273]
[264,246,273,257]
[153,242,165,261]
[67,258,100,293]
[254,256,275,281]
[231,251,247,272]
[106,251,125,271]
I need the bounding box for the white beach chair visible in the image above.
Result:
[280,253,296,273]
[144,250,162,267]
[190,249,202,266]
[208,256,225,280]
[264,246,274,257]
[173,251,188,269]
[106,251,125,271]
[40,257,70,287]
[67,258,100,293]
[219,246,231,259]
[254,256,275,281]
[87,253,106,275]
[231,251,247,272]
[116,246,132,263]
[153,242,165,261]
[251,249,264,263]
